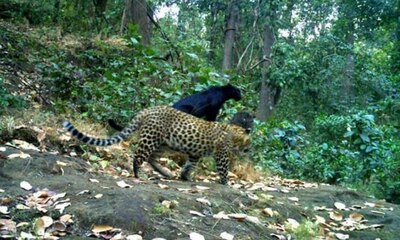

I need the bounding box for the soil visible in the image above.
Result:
[1,143,399,240]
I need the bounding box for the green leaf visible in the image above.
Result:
[186,52,199,60]
[89,155,100,161]
[130,37,139,45]
[363,114,374,122]
[343,131,354,138]
[99,160,109,169]
[360,133,370,143]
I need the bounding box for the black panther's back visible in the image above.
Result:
[108,84,243,131]
[172,84,242,121]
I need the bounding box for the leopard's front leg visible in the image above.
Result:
[215,145,230,185]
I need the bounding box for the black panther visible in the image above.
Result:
[108,84,243,131]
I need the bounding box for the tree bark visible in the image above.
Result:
[341,20,355,107]
[256,24,276,121]
[53,0,61,23]
[121,0,151,46]
[93,0,108,18]
[222,0,239,71]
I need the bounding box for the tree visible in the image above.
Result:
[121,0,151,45]
[256,24,276,121]
[222,0,239,71]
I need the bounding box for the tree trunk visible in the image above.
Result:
[207,2,219,62]
[93,0,108,18]
[256,24,275,121]
[342,22,355,107]
[121,0,151,45]
[222,0,239,71]
[53,0,61,23]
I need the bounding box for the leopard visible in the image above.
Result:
[63,105,250,184]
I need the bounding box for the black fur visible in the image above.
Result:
[173,84,242,121]
[229,111,254,133]
[108,84,242,131]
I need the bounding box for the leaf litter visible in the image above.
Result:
[0,126,398,239]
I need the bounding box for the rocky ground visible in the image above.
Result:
[0,128,399,240]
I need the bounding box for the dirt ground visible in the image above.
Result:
[1,142,399,240]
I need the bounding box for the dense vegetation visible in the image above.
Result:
[0,0,399,203]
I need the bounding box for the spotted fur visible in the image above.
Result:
[63,106,250,184]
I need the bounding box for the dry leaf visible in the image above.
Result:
[196,197,211,206]
[92,224,113,233]
[126,234,143,240]
[8,151,31,159]
[20,231,36,239]
[116,180,133,188]
[335,233,349,239]
[270,233,287,240]
[330,211,344,221]
[20,181,33,191]
[41,216,53,228]
[0,206,9,214]
[0,219,16,233]
[52,221,67,232]
[247,182,265,191]
[189,232,205,240]
[94,194,103,199]
[263,186,278,192]
[334,202,346,210]
[59,214,72,223]
[364,202,379,208]
[213,211,230,220]
[220,232,234,240]
[315,215,326,224]
[195,185,210,191]
[262,208,274,217]
[369,224,384,229]
[158,183,169,189]
[13,140,40,151]
[54,202,71,213]
[110,233,124,240]
[77,190,90,195]
[285,218,300,230]
[34,218,46,236]
[246,215,262,225]
[16,222,30,228]
[314,206,327,211]
[161,200,174,209]
[190,210,205,217]
[228,213,247,221]
[371,210,385,216]
[247,193,259,201]
[177,188,191,193]
[349,212,364,221]
[16,204,30,210]
[260,193,274,200]
[56,161,68,166]
[89,178,100,183]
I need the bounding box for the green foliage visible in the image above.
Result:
[252,120,307,176]
[0,78,25,113]
[253,109,400,202]
[289,221,320,240]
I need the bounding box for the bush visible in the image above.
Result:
[0,78,25,113]
[252,111,400,203]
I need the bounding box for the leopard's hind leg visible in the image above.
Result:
[133,131,163,178]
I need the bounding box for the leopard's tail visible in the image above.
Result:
[62,120,138,146]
